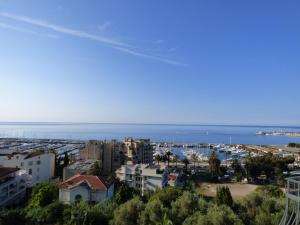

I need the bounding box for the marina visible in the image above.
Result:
[153,142,250,162]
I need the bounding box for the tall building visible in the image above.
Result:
[123,138,153,164]
[80,138,154,175]
[80,140,124,176]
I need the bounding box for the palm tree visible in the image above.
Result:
[173,155,178,168]
[166,151,172,167]
[208,151,220,178]
[182,158,190,172]
[190,153,198,170]
[155,154,162,165]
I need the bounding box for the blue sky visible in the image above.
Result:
[0,0,299,125]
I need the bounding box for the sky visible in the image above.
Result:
[0,0,299,126]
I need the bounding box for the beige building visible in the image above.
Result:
[80,139,153,175]
[80,140,125,176]
[123,138,153,164]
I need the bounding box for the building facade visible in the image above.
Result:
[59,174,114,204]
[123,138,153,164]
[0,151,55,186]
[0,167,27,207]
[115,162,168,195]
[80,140,124,176]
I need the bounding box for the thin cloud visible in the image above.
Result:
[168,47,177,52]
[155,39,164,44]
[0,12,184,66]
[0,22,38,34]
[113,46,186,66]
[0,12,126,47]
[0,22,57,38]
[98,21,111,31]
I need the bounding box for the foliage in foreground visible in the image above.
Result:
[0,181,286,225]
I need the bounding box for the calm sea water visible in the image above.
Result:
[0,123,300,145]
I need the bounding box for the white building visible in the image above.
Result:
[59,174,114,204]
[0,151,55,186]
[115,162,168,195]
[0,167,27,207]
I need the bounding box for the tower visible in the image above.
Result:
[280,177,300,225]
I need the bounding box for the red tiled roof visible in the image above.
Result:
[0,167,19,178]
[60,174,112,191]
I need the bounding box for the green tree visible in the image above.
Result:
[215,186,233,208]
[88,161,101,175]
[231,159,245,181]
[183,204,244,225]
[112,197,144,225]
[204,204,244,225]
[139,199,168,225]
[155,155,162,165]
[190,153,198,169]
[28,182,59,208]
[208,151,220,179]
[166,151,172,167]
[182,158,190,172]
[0,208,27,225]
[45,201,65,225]
[149,187,182,208]
[63,152,69,167]
[54,153,62,178]
[114,180,138,204]
[171,191,199,225]
[173,155,179,168]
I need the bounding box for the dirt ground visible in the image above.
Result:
[197,182,259,199]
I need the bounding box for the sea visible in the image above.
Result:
[0,122,300,145]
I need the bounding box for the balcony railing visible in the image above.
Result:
[286,177,300,198]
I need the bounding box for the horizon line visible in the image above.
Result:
[0,121,300,128]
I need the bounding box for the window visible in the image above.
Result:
[36,176,39,181]
[20,162,24,167]
[28,161,33,166]
[36,160,41,165]
[29,169,32,175]
[37,168,40,172]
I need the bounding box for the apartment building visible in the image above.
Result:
[123,138,153,164]
[115,162,168,195]
[0,151,55,186]
[80,140,124,175]
[0,167,27,206]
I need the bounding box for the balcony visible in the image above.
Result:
[286,177,300,200]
